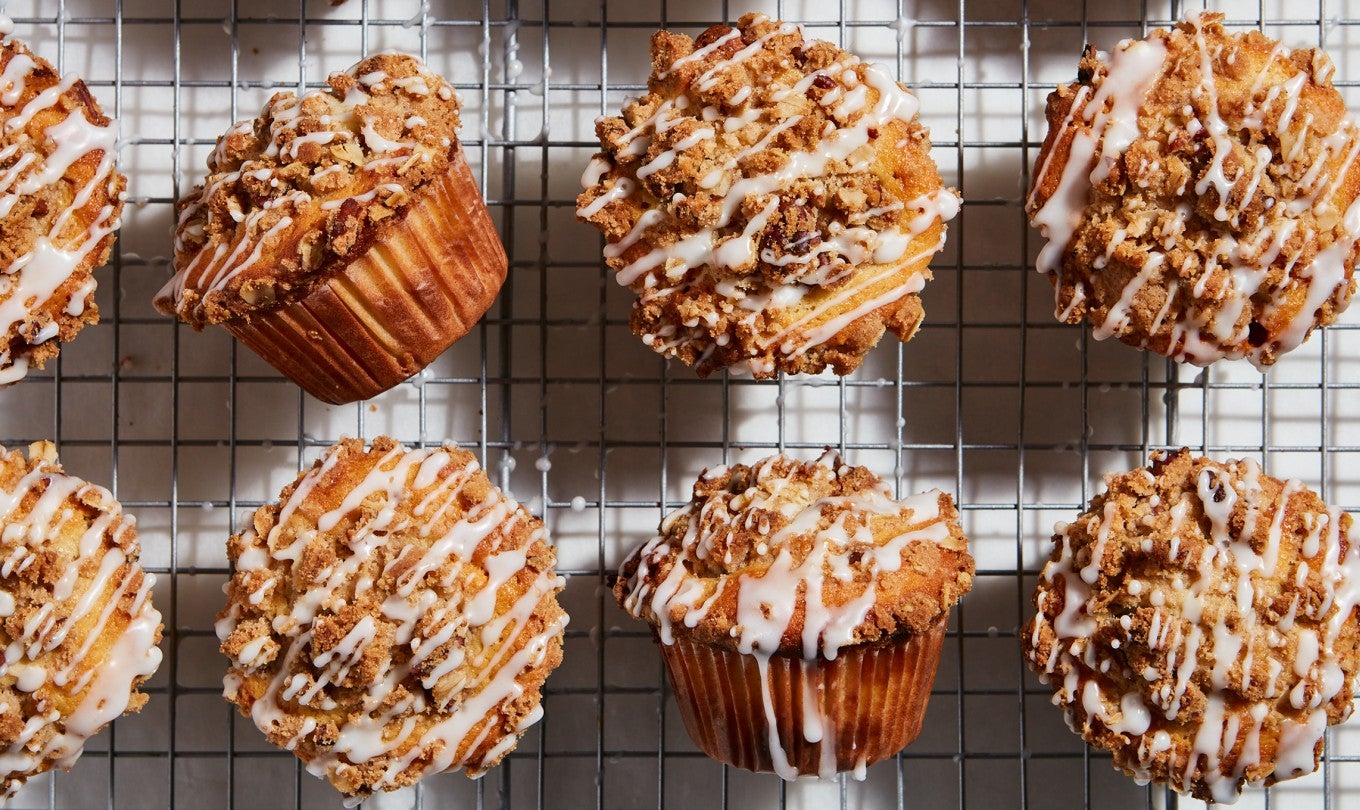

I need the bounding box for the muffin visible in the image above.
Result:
[0,24,126,385]
[217,436,567,801]
[156,54,506,404]
[1024,449,1360,802]
[1026,13,1360,367]
[0,441,163,797]
[615,451,973,778]
[577,13,958,378]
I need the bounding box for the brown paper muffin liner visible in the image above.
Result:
[659,616,948,777]
[224,154,507,405]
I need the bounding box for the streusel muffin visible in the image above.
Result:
[158,54,506,404]
[1027,13,1360,366]
[616,451,973,778]
[0,19,126,385]
[217,437,567,802]
[1025,449,1360,802]
[578,13,958,378]
[0,441,163,797]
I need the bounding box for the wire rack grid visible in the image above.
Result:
[1,0,1359,808]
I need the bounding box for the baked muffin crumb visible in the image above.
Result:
[1025,449,1360,802]
[160,54,463,328]
[579,13,957,378]
[616,450,973,655]
[0,441,163,797]
[218,437,566,801]
[1027,13,1360,366]
[0,25,125,385]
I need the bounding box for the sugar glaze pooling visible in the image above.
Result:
[620,451,956,780]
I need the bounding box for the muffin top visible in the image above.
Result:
[1027,13,1360,367]
[1025,449,1360,803]
[616,451,973,657]
[578,13,958,378]
[216,437,566,801]
[0,23,125,385]
[0,441,163,798]
[158,53,463,328]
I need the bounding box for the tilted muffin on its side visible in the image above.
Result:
[616,451,973,778]
[578,13,958,378]
[0,19,126,385]
[1025,449,1360,803]
[0,442,163,797]
[1027,13,1360,366]
[217,437,567,803]
[157,54,506,404]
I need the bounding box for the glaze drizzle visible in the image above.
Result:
[1026,450,1360,803]
[1027,13,1360,367]
[0,17,123,384]
[618,451,971,779]
[217,438,566,803]
[0,441,162,797]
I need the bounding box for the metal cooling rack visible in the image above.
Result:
[0,0,1358,807]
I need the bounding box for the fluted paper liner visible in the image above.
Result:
[223,154,507,404]
[660,616,948,777]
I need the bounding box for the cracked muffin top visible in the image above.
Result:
[1027,13,1360,367]
[616,451,973,657]
[1025,449,1360,802]
[158,53,464,328]
[578,13,958,378]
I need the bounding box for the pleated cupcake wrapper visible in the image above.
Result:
[224,154,507,405]
[660,616,948,778]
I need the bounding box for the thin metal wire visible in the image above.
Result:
[0,0,1353,808]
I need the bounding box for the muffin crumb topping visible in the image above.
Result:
[1025,449,1360,802]
[1027,13,1360,366]
[578,13,957,377]
[159,54,463,327]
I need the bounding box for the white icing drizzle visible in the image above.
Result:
[1027,13,1360,367]
[216,439,566,799]
[578,16,957,374]
[0,34,121,384]
[1028,36,1166,306]
[0,442,163,797]
[159,55,452,319]
[619,451,967,779]
[1028,452,1360,802]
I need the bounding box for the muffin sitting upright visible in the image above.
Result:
[217,437,567,802]
[157,54,506,404]
[616,452,973,778]
[1027,13,1360,366]
[578,14,958,378]
[1025,450,1360,802]
[0,19,125,385]
[0,441,162,797]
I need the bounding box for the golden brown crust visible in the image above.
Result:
[0,36,125,382]
[0,441,162,797]
[615,451,973,655]
[218,437,565,801]
[578,13,956,378]
[1027,13,1360,366]
[160,53,465,327]
[1024,449,1360,802]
